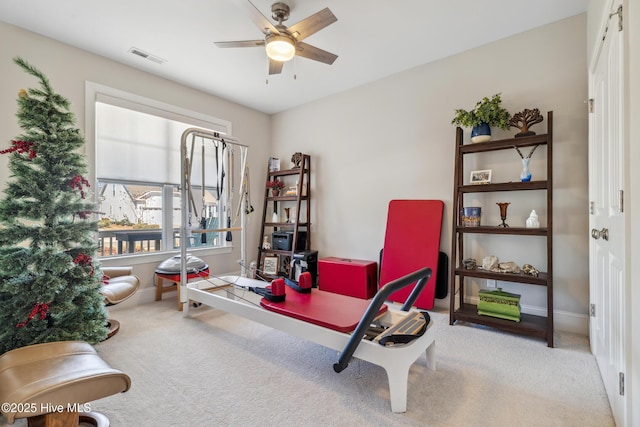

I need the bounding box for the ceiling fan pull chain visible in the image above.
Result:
[265,59,269,85]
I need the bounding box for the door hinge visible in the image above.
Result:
[610,5,623,32]
[587,98,594,113]
[619,190,624,213]
[619,372,625,396]
[589,201,595,214]
[590,303,596,317]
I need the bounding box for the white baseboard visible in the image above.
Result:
[108,272,244,312]
[112,285,589,336]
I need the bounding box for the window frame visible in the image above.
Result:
[85,82,233,262]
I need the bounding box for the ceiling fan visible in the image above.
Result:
[214,1,338,75]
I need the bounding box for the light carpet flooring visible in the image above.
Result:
[1,297,614,426]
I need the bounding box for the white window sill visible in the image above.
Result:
[98,245,232,267]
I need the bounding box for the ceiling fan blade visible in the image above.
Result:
[268,58,284,75]
[295,42,338,65]
[214,40,265,48]
[288,8,337,41]
[243,0,280,35]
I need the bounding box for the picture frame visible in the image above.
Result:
[470,169,492,185]
[263,256,279,276]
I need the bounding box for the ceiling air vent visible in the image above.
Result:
[128,47,166,64]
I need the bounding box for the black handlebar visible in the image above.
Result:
[333,267,432,373]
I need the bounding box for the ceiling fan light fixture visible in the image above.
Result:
[265,34,295,62]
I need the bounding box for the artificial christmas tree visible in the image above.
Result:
[0,58,108,354]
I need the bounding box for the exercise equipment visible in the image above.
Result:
[155,254,210,310]
[379,200,444,309]
[178,130,439,412]
[182,268,435,413]
[177,196,439,412]
[318,257,377,299]
[283,271,312,293]
[179,128,249,278]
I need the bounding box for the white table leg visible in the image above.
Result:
[425,340,436,370]
[386,364,410,413]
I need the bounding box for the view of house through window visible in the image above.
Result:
[96,182,167,256]
[93,88,231,258]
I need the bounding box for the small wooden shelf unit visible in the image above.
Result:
[256,154,311,280]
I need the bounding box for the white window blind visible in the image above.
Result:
[95,93,229,187]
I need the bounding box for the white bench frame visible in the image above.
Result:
[182,275,435,413]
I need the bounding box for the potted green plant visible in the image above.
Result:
[451,93,511,143]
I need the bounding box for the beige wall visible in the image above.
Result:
[1,15,591,333]
[0,21,272,297]
[271,15,589,333]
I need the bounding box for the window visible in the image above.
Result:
[96,182,166,256]
[88,83,232,258]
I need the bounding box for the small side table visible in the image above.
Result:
[155,269,210,310]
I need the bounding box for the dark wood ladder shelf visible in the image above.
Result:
[256,155,311,280]
[449,111,554,347]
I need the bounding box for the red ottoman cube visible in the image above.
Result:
[318,257,378,299]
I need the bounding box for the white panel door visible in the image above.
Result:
[588,3,626,426]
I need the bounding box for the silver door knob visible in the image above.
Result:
[591,228,609,240]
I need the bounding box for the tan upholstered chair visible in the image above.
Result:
[0,341,130,426]
[101,267,140,338]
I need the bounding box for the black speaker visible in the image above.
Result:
[293,250,318,285]
[435,251,449,299]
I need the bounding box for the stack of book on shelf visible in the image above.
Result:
[477,288,521,322]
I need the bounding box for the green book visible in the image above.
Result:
[478,288,521,321]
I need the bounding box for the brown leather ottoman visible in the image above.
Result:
[0,341,130,426]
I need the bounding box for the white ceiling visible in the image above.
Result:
[0,0,588,114]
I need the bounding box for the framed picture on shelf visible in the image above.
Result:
[470,169,492,185]
[263,256,279,276]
